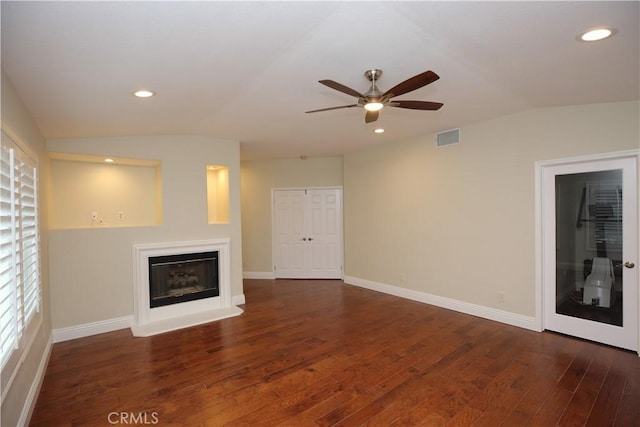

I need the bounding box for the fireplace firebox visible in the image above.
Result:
[148,251,219,308]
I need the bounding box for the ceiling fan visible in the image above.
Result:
[306,69,443,123]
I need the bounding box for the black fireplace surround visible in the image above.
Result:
[148,251,219,308]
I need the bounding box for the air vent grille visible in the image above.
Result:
[436,128,460,147]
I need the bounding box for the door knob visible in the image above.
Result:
[624,261,635,269]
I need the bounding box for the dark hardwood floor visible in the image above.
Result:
[31,279,639,426]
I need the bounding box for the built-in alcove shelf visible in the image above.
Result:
[49,152,163,229]
[207,164,230,224]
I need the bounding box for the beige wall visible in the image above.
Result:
[344,101,639,317]
[47,134,243,329]
[1,71,51,426]
[240,156,343,273]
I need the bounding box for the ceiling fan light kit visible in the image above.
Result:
[306,68,443,123]
[364,102,384,112]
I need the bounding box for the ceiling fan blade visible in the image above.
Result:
[306,104,359,113]
[383,70,440,98]
[391,100,444,111]
[365,110,379,123]
[319,80,364,98]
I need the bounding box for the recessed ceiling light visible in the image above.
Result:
[578,27,617,42]
[134,90,155,98]
[374,128,385,134]
[104,158,114,163]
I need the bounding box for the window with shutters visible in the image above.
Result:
[586,181,622,252]
[0,131,41,372]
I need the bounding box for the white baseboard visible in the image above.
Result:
[243,271,276,279]
[52,315,133,343]
[343,275,538,332]
[52,296,247,343]
[21,331,52,427]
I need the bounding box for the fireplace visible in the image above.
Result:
[132,239,243,337]
[149,251,219,308]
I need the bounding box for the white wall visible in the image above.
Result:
[47,135,243,329]
[1,70,52,427]
[240,156,343,274]
[343,101,639,318]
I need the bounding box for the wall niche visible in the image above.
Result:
[49,153,162,229]
[206,165,229,224]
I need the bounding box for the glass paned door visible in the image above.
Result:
[555,170,622,326]
[542,155,638,351]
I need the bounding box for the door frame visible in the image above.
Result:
[534,149,639,353]
[271,186,344,279]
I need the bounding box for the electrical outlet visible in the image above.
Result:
[117,211,125,221]
[498,291,505,302]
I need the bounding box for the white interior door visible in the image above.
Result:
[274,189,307,278]
[273,188,343,279]
[542,154,638,351]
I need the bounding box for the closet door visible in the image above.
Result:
[273,190,307,278]
[273,188,343,279]
[306,188,342,278]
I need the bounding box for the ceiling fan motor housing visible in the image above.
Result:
[364,69,383,82]
[363,69,384,100]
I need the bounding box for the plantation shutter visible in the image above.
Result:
[0,143,17,364]
[0,133,40,369]
[587,182,622,252]
[17,149,39,324]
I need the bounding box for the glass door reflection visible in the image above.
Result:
[555,169,623,326]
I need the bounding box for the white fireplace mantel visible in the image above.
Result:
[131,238,242,337]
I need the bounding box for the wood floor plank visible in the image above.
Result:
[586,352,628,427]
[443,405,484,426]
[29,279,640,426]
[557,355,592,392]
[613,348,640,426]
[558,345,613,427]
[529,386,574,426]
[314,367,418,426]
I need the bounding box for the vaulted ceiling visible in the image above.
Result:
[2,1,638,160]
